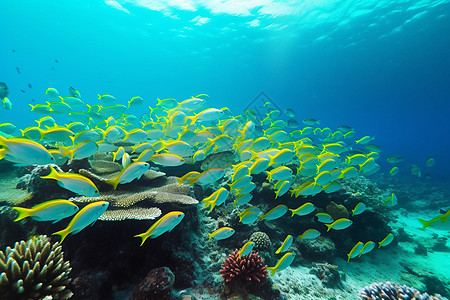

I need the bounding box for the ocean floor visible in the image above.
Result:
[267,209,450,300]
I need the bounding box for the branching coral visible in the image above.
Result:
[0,235,72,300]
[360,281,443,300]
[99,207,161,221]
[220,249,268,283]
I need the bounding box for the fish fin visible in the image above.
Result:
[51,218,64,224]
[266,266,277,276]
[41,166,59,181]
[208,233,213,241]
[418,219,430,230]
[105,177,120,190]
[134,233,149,246]
[0,149,5,160]
[12,207,32,221]
[52,228,70,243]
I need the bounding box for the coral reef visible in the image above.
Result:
[219,249,283,300]
[249,232,271,250]
[220,249,268,283]
[132,267,175,300]
[0,235,72,300]
[298,236,336,261]
[359,281,443,299]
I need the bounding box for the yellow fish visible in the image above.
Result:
[208,227,235,241]
[41,166,99,196]
[53,201,109,243]
[13,199,79,223]
[134,211,185,246]
[267,252,295,276]
[0,136,54,165]
[106,162,150,189]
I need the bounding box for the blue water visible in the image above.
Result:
[1,0,449,181]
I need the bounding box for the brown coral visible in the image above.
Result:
[220,249,268,283]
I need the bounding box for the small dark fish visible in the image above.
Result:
[0,82,9,99]
[16,67,21,74]
[32,99,36,102]
[55,59,59,63]
[287,119,299,128]
[12,49,16,53]
[285,108,295,118]
[51,67,55,71]
[20,89,26,93]
[28,83,32,89]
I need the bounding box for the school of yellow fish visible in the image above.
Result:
[1,87,402,273]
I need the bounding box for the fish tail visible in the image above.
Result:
[266,171,272,182]
[259,214,267,221]
[186,176,197,186]
[289,209,296,217]
[0,135,7,148]
[134,233,149,246]
[266,266,277,276]
[52,228,70,244]
[0,149,5,160]
[208,233,213,241]
[41,166,59,181]
[176,177,184,186]
[346,254,351,263]
[325,223,332,232]
[12,207,32,221]
[351,209,356,217]
[105,177,120,190]
[418,219,430,230]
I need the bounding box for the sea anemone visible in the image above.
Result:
[220,249,268,283]
[0,235,72,300]
[360,281,443,300]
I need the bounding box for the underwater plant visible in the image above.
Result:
[359,281,443,300]
[220,249,268,283]
[0,235,72,300]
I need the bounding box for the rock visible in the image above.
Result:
[132,267,175,300]
[310,262,343,288]
[298,236,336,261]
[414,243,427,256]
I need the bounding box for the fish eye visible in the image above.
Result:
[102,203,106,207]
[95,190,99,193]
[50,157,55,160]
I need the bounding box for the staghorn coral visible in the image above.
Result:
[0,235,72,300]
[220,249,268,283]
[99,207,161,221]
[249,232,271,250]
[360,281,443,300]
